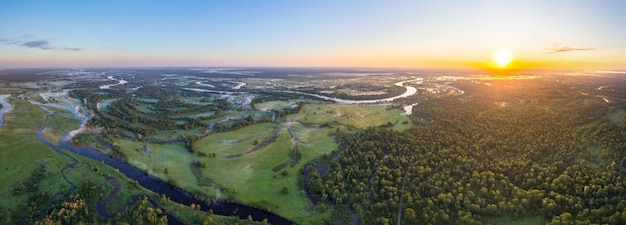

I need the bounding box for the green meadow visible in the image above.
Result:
[0,98,68,211]
[40,106,82,145]
[287,103,412,131]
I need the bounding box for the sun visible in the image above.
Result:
[493,51,513,68]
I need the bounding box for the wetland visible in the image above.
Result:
[1,68,625,225]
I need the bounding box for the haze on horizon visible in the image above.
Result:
[1,0,625,71]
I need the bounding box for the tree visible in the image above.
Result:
[282,186,289,194]
[203,216,216,225]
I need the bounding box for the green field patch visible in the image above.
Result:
[155,126,207,140]
[607,109,625,127]
[485,216,547,225]
[189,123,336,223]
[179,96,218,105]
[98,98,121,110]
[137,98,160,103]
[135,104,155,114]
[194,123,275,156]
[254,100,298,111]
[289,123,337,160]
[222,110,249,119]
[171,111,215,119]
[583,144,604,170]
[41,106,82,145]
[287,103,411,131]
[0,98,70,210]
[110,138,198,188]
[193,128,326,223]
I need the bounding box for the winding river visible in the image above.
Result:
[30,100,294,225]
[280,79,419,104]
[100,76,129,89]
[0,94,12,128]
[185,79,421,115]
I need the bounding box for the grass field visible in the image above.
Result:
[287,103,412,131]
[194,123,276,156]
[607,109,625,126]
[485,216,547,225]
[41,106,82,145]
[289,123,337,160]
[110,138,198,188]
[196,127,321,223]
[0,98,70,211]
[254,100,298,111]
[188,122,335,224]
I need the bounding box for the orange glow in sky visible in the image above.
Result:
[0,1,625,70]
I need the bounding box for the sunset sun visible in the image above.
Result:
[493,51,513,68]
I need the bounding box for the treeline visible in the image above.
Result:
[91,96,221,136]
[308,89,626,224]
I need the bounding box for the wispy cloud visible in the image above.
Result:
[547,43,594,54]
[0,39,20,45]
[63,47,83,51]
[0,38,83,51]
[21,40,54,49]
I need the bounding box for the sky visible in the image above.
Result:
[1,0,625,70]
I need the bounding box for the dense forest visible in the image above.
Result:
[307,79,626,224]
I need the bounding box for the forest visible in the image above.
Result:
[306,77,626,224]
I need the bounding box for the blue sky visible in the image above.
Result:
[1,0,625,69]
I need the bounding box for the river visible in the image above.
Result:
[30,100,294,225]
[100,76,129,89]
[0,94,13,128]
[281,79,419,104]
[403,103,419,115]
[186,78,421,106]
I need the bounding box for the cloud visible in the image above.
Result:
[63,47,83,51]
[547,43,594,54]
[0,37,83,51]
[21,40,54,49]
[0,39,20,45]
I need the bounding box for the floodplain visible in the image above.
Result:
[0,68,625,225]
